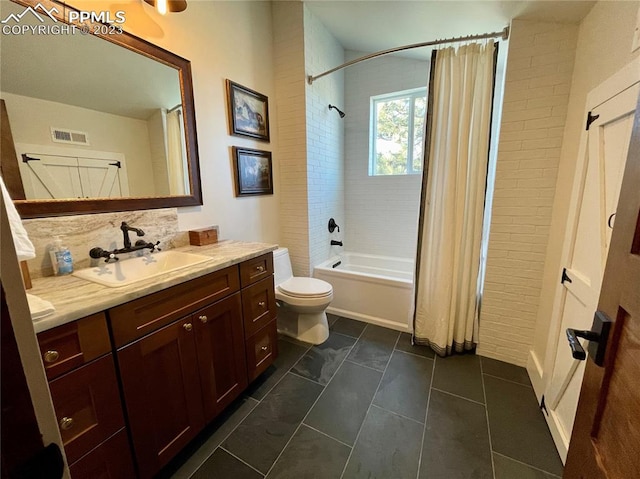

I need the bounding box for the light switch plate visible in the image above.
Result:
[633,6,640,52]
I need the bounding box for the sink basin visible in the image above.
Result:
[73,251,211,287]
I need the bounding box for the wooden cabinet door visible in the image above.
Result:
[194,293,247,422]
[118,318,204,479]
[68,429,135,479]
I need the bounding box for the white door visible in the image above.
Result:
[19,153,83,199]
[78,157,130,198]
[542,64,639,461]
[15,144,129,200]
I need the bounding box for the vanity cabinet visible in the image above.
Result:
[112,253,277,478]
[36,251,277,479]
[36,313,135,478]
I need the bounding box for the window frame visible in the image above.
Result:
[369,87,427,176]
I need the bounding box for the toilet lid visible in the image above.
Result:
[278,277,333,298]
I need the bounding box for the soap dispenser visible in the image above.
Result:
[50,236,73,275]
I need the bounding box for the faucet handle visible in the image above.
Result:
[90,247,118,262]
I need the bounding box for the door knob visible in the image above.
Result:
[183,323,193,332]
[566,311,612,367]
[199,315,208,324]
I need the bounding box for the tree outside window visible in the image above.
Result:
[370,88,427,176]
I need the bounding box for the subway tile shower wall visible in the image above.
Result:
[344,51,428,258]
[304,5,345,274]
[479,20,579,366]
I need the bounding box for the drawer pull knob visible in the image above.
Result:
[261,346,269,351]
[258,301,266,308]
[59,417,74,430]
[43,350,60,363]
[199,315,208,324]
[183,323,193,332]
[256,265,265,272]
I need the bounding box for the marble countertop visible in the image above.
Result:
[29,240,278,333]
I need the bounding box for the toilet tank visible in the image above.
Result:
[273,248,293,286]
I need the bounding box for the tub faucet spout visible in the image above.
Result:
[330,240,343,247]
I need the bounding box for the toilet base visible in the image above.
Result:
[276,307,329,345]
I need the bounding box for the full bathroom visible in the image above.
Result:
[2,1,640,478]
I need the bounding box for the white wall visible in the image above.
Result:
[39,0,281,244]
[272,1,309,275]
[304,5,345,271]
[344,52,428,257]
[532,1,640,378]
[1,92,156,196]
[478,20,579,366]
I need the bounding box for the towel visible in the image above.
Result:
[26,293,56,320]
[0,175,35,261]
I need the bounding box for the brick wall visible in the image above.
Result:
[273,2,310,275]
[478,20,578,366]
[344,52,429,257]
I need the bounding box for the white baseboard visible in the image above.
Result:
[326,307,410,333]
[527,350,545,402]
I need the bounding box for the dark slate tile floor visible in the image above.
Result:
[166,316,563,479]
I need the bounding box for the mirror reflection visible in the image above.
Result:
[1,1,190,201]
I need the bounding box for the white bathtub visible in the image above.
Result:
[314,253,414,332]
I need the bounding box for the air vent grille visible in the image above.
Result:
[50,127,90,146]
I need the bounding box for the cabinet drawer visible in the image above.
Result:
[246,320,278,382]
[110,266,240,347]
[240,253,274,287]
[241,276,276,337]
[69,429,135,479]
[37,312,110,380]
[49,355,125,465]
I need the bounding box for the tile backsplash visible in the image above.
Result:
[22,208,188,279]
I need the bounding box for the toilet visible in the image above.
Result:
[273,248,333,344]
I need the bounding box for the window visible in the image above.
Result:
[370,88,427,176]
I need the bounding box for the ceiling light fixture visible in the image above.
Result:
[143,0,187,15]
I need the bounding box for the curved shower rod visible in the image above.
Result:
[307,26,509,85]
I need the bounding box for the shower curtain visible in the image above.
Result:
[166,109,186,195]
[413,40,496,355]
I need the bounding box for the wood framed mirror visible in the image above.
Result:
[0,0,202,218]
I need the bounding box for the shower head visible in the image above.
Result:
[328,104,346,118]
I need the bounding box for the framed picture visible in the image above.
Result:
[226,80,270,142]
[232,147,273,196]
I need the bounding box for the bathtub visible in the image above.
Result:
[314,253,414,332]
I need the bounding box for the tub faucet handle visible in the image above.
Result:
[330,240,343,247]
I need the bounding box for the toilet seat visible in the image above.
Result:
[277,277,333,298]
